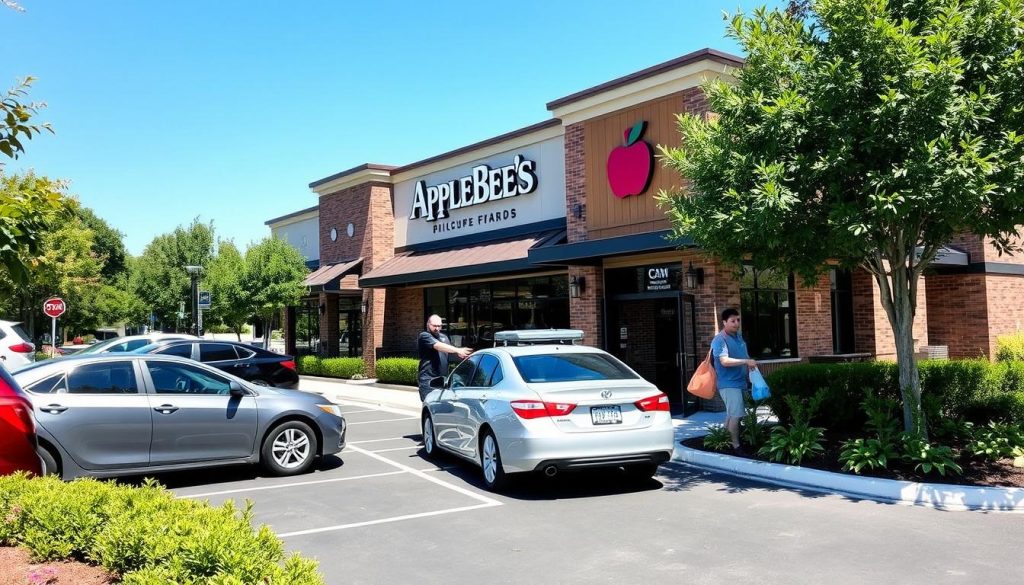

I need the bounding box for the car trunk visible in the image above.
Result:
[526,380,663,433]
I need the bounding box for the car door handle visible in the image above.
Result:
[154,404,179,414]
[41,404,68,414]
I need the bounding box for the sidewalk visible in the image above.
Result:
[299,375,1024,512]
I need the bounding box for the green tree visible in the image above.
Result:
[0,76,52,165]
[0,172,70,285]
[77,206,127,280]
[206,239,251,341]
[243,236,307,349]
[132,219,215,330]
[658,0,1024,435]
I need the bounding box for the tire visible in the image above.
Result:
[261,421,318,476]
[422,414,438,458]
[625,463,659,481]
[37,446,60,478]
[480,430,508,492]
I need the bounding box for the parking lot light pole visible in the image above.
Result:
[185,265,203,336]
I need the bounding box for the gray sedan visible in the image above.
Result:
[12,354,346,479]
[421,330,674,491]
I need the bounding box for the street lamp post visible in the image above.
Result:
[185,265,203,336]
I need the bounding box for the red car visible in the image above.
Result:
[0,366,43,476]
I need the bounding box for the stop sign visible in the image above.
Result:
[43,297,66,318]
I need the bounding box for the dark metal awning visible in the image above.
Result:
[528,229,692,266]
[359,231,565,288]
[303,257,363,293]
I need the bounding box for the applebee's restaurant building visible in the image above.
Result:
[268,48,1024,414]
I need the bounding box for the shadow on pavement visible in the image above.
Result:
[115,455,346,490]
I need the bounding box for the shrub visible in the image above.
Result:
[965,422,1024,462]
[319,358,364,379]
[766,359,1024,432]
[375,357,419,385]
[995,332,1024,362]
[0,475,325,584]
[297,355,322,376]
[757,392,826,465]
[702,425,732,452]
[900,435,962,477]
[839,438,899,474]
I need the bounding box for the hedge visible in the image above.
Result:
[297,356,364,379]
[996,332,1024,362]
[0,474,324,584]
[375,357,419,385]
[765,360,1024,432]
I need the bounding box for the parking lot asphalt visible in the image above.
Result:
[150,397,1024,585]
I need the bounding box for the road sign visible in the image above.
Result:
[198,291,211,310]
[43,297,66,318]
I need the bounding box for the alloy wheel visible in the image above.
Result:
[272,428,311,469]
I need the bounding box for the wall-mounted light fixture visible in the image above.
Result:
[684,262,705,289]
[318,302,326,316]
[569,275,586,298]
[572,202,584,220]
[361,300,368,315]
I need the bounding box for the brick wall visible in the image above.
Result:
[383,287,424,357]
[852,268,928,359]
[984,273,1024,356]
[925,273,989,358]
[569,265,604,347]
[565,123,586,244]
[795,272,833,357]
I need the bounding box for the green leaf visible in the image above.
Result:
[626,121,646,146]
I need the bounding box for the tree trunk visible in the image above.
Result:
[870,251,926,438]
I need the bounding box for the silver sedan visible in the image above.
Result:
[421,330,674,491]
[12,354,346,479]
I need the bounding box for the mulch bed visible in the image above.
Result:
[0,547,115,585]
[681,434,1024,488]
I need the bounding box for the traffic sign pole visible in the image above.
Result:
[42,297,67,359]
[50,316,57,359]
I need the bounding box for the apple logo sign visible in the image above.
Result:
[607,121,654,198]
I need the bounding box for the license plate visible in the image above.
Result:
[591,405,622,425]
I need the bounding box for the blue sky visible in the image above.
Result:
[5,0,782,255]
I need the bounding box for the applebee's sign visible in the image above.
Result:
[410,155,538,222]
[607,121,654,197]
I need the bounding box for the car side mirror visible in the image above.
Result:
[429,376,445,390]
[229,381,246,396]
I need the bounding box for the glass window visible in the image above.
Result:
[830,268,855,354]
[740,266,798,358]
[146,361,232,395]
[28,374,68,394]
[199,343,238,362]
[67,362,138,394]
[107,339,152,353]
[449,355,479,389]
[235,347,257,360]
[156,343,193,358]
[294,300,320,356]
[471,354,500,387]
[513,353,639,383]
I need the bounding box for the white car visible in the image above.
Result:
[421,330,675,491]
[0,320,35,370]
[73,333,198,356]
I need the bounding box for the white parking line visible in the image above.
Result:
[346,417,419,425]
[273,445,503,538]
[277,503,498,537]
[179,470,406,499]
[369,446,421,453]
[338,409,377,414]
[350,437,416,445]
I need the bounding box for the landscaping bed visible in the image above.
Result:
[681,433,1024,488]
[0,546,114,584]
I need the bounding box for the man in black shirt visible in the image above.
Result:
[418,314,472,401]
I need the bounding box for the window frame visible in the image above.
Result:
[740,265,799,359]
[144,360,235,396]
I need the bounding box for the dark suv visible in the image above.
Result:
[0,366,43,476]
[134,340,300,388]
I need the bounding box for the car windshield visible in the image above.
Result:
[132,343,163,354]
[512,352,639,383]
[75,337,129,355]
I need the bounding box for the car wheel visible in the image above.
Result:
[37,445,60,478]
[480,430,508,492]
[625,463,659,481]
[422,414,438,458]
[261,421,318,476]
[250,379,270,387]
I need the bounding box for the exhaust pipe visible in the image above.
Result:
[543,465,558,477]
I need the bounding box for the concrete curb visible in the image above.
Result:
[675,445,1024,512]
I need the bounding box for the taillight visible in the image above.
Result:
[510,400,576,419]
[635,393,670,412]
[8,343,33,353]
[280,360,296,371]
[0,376,35,434]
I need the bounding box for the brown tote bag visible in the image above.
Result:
[687,347,717,400]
